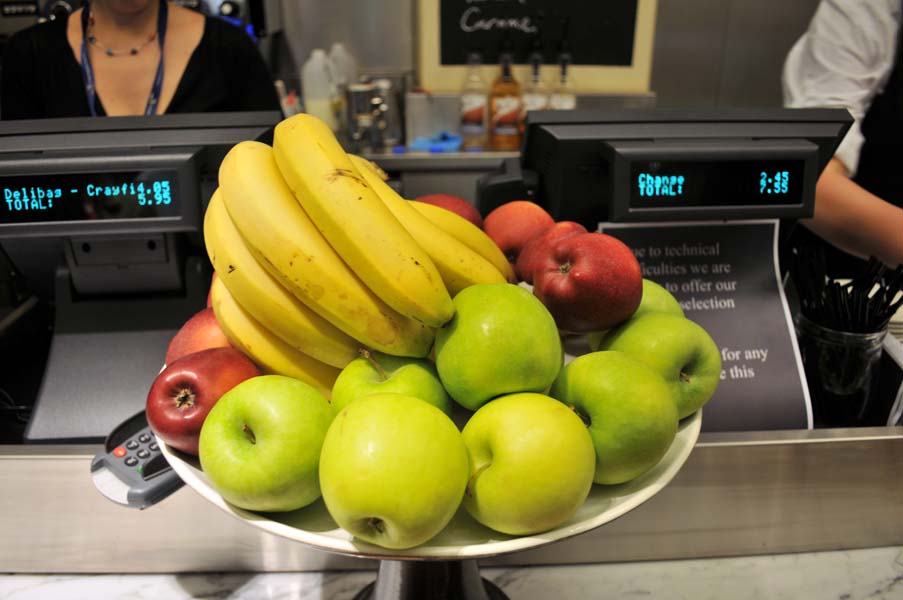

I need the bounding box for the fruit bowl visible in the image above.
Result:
[157,409,700,561]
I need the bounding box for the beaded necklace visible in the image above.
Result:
[85,3,159,57]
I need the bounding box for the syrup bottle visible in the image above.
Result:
[460,52,489,151]
[488,41,523,151]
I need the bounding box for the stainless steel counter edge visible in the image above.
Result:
[2,427,901,573]
[3,426,898,456]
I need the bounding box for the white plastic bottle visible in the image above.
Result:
[301,49,339,131]
[328,43,358,132]
[328,43,359,90]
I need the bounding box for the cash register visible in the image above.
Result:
[478,107,852,223]
[0,111,281,443]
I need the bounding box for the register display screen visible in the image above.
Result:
[0,170,180,224]
[629,160,806,208]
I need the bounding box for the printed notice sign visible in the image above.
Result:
[600,220,812,432]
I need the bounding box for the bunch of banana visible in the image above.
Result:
[209,275,340,398]
[218,140,434,358]
[272,114,454,328]
[203,189,360,369]
[208,112,515,374]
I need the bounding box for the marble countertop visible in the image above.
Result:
[2,546,901,600]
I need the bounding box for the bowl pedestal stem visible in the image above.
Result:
[352,558,509,600]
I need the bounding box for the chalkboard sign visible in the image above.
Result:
[439,0,637,66]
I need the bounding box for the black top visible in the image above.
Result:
[0,13,281,119]
[854,15,903,209]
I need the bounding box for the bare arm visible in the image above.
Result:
[802,158,903,267]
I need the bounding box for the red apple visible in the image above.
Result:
[482,201,554,265]
[533,232,643,332]
[146,347,261,455]
[165,307,230,366]
[415,194,483,228]
[516,221,588,284]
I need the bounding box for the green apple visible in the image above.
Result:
[461,392,595,535]
[550,351,678,485]
[435,283,562,411]
[198,375,334,512]
[318,393,469,549]
[634,279,685,319]
[330,350,452,415]
[587,279,684,351]
[598,313,721,419]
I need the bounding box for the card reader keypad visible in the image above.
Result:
[90,411,184,510]
[112,427,160,478]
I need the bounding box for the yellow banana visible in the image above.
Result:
[204,189,360,369]
[361,158,389,181]
[210,276,340,398]
[409,200,517,283]
[218,140,433,358]
[354,157,513,282]
[272,113,454,328]
[349,154,506,296]
[352,155,386,178]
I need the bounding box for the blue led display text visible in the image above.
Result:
[637,173,685,197]
[629,159,804,210]
[759,171,789,195]
[0,170,181,226]
[635,170,793,200]
[4,187,62,211]
[3,179,173,213]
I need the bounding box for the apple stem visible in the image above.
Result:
[680,371,691,384]
[242,424,256,444]
[466,462,491,497]
[359,348,388,382]
[569,404,591,427]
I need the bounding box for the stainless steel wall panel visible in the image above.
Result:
[650,0,730,107]
[281,0,415,74]
[716,0,820,107]
[2,428,900,573]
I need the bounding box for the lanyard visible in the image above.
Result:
[80,0,168,117]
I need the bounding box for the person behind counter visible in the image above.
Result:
[0,0,280,119]
[782,0,903,275]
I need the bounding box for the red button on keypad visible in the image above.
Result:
[113,447,127,458]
